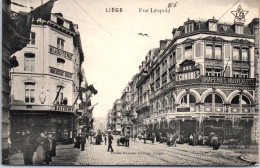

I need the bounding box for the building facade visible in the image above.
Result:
[9,13,85,149]
[111,17,259,143]
[107,99,123,134]
[121,85,132,136]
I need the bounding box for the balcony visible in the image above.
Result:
[175,76,256,86]
[205,58,223,67]
[232,60,250,69]
[150,80,175,100]
[136,101,149,112]
[49,45,73,60]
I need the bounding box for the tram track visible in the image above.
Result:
[130,140,249,166]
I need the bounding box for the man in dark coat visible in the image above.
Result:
[74,134,81,149]
[107,132,113,152]
[80,134,86,151]
[104,134,107,145]
[125,132,130,147]
[96,132,102,145]
[51,135,57,157]
[211,135,220,150]
[44,134,52,164]
[21,131,34,165]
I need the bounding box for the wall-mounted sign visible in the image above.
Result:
[201,76,255,85]
[50,66,73,78]
[49,45,73,60]
[52,105,75,113]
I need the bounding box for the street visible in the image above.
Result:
[44,136,257,166]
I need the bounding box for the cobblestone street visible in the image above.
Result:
[44,136,258,166]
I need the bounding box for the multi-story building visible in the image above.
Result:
[9,13,85,148]
[2,0,33,163]
[248,18,259,142]
[143,17,258,143]
[129,74,139,137]
[110,99,123,134]
[121,85,132,136]
[114,16,259,143]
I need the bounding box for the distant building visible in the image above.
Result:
[121,85,132,136]
[10,13,84,146]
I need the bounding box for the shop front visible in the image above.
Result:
[10,109,77,152]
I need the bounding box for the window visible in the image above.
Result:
[206,68,222,77]
[57,58,65,69]
[241,70,249,78]
[177,48,182,60]
[195,43,203,57]
[233,70,240,78]
[233,47,240,61]
[24,53,35,72]
[185,24,194,33]
[242,48,249,61]
[235,25,244,34]
[25,83,35,103]
[184,45,192,60]
[215,46,222,59]
[180,94,196,107]
[56,86,64,105]
[162,73,167,85]
[29,32,35,45]
[57,17,64,26]
[57,38,65,50]
[206,44,213,58]
[206,68,212,76]
[225,45,230,58]
[209,22,217,31]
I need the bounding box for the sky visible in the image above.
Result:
[11,0,259,118]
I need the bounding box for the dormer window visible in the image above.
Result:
[57,17,64,26]
[185,23,194,34]
[209,22,217,31]
[235,23,244,34]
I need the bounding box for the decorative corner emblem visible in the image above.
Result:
[231,5,249,23]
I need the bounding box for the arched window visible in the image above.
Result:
[180,94,196,107]
[204,93,224,112]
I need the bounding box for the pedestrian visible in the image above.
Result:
[125,132,130,147]
[104,134,107,145]
[21,130,34,165]
[96,131,102,145]
[189,134,194,145]
[44,134,52,165]
[211,135,220,150]
[152,133,155,143]
[74,134,81,149]
[51,135,57,157]
[193,133,198,146]
[35,133,46,165]
[244,133,251,149]
[198,134,203,145]
[208,130,216,146]
[80,134,86,151]
[143,132,147,144]
[107,132,113,152]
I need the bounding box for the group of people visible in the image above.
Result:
[74,134,86,151]
[73,131,114,153]
[21,131,56,165]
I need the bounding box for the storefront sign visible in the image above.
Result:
[201,76,256,85]
[49,45,73,60]
[177,107,190,112]
[52,105,75,113]
[50,67,73,78]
